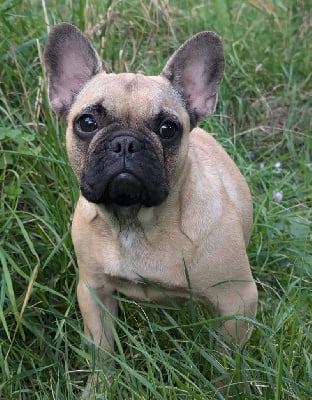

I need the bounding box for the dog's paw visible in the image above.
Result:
[80,369,114,400]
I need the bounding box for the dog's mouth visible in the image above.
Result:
[106,172,145,206]
[80,131,169,207]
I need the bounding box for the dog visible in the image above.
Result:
[44,22,258,377]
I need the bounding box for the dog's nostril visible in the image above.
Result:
[110,139,123,153]
[128,140,140,153]
[114,142,122,153]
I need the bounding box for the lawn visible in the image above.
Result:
[0,0,311,399]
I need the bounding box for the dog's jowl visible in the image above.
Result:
[45,22,258,378]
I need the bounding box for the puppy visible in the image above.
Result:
[45,23,258,370]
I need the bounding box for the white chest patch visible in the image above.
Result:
[119,229,141,250]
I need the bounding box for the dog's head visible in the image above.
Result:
[45,23,224,207]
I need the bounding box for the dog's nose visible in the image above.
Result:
[109,136,143,155]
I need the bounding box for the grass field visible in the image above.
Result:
[0,0,311,399]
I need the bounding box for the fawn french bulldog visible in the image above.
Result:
[45,22,257,381]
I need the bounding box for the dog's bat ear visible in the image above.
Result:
[44,23,103,119]
[161,32,225,123]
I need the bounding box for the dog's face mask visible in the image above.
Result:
[45,24,224,208]
[68,73,190,207]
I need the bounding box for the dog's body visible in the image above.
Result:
[45,23,258,363]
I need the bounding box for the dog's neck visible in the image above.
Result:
[96,202,153,232]
[95,203,156,252]
[107,204,142,230]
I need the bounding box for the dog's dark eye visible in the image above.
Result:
[76,115,98,133]
[158,121,179,140]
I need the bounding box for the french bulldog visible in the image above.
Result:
[44,22,258,378]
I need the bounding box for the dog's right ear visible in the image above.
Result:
[44,23,102,119]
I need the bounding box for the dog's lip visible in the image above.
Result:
[107,171,145,206]
[110,169,140,182]
[109,171,140,186]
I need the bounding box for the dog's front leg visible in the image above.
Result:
[77,280,117,397]
[207,281,258,346]
[77,280,117,354]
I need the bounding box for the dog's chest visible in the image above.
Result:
[102,212,188,288]
[109,230,188,302]
[115,226,166,281]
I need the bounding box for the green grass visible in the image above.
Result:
[0,0,311,398]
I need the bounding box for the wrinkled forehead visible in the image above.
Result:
[68,72,186,122]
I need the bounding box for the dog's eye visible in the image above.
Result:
[158,121,178,140]
[76,115,98,133]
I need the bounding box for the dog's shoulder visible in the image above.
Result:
[189,127,231,163]
[189,127,248,187]
[187,127,253,244]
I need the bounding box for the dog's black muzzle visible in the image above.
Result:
[80,130,169,207]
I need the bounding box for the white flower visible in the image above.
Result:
[275,161,282,169]
[273,191,283,202]
[274,161,282,174]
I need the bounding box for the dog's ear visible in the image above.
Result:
[161,32,225,123]
[44,23,102,118]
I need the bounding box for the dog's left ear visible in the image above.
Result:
[161,32,225,123]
